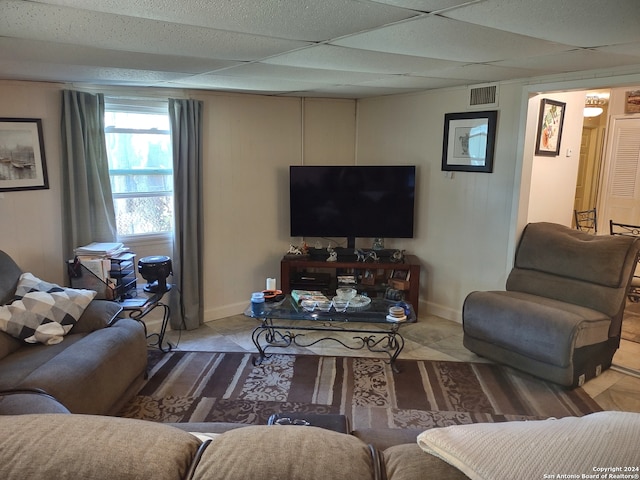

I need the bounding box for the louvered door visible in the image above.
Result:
[600,118,640,229]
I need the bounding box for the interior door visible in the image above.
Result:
[573,126,600,215]
[599,117,640,230]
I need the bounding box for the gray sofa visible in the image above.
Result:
[1,403,638,480]
[463,222,640,387]
[0,250,148,415]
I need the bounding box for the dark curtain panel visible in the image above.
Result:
[169,98,204,330]
[60,90,117,258]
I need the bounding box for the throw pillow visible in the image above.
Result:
[0,273,96,345]
[416,411,640,480]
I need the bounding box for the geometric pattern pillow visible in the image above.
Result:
[0,273,96,345]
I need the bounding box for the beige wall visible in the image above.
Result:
[0,81,65,279]
[0,81,356,321]
[525,91,586,225]
[356,83,523,320]
[1,70,639,324]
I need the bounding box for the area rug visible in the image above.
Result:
[118,351,602,430]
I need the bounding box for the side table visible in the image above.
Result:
[119,287,171,352]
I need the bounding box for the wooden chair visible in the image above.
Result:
[610,220,640,302]
[574,208,597,233]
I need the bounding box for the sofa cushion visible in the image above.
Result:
[0,273,96,345]
[416,411,640,480]
[193,425,375,480]
[0,414,202,480]
[384,444,469,480]
[0,250,22,305]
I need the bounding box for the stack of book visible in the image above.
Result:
[74,242,128,257]
[73,242,130,283]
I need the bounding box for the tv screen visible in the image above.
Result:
[289,165,416,246]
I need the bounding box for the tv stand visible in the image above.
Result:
[280,254,421,315]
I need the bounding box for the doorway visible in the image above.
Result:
[573,90,608,230]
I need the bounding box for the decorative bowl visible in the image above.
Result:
[316,300,332,312]
[336,287,357,300]
[301,299,316,312]
[332,298,349,312]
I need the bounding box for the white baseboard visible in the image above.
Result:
[204,301,247,322]
[423,300,462,323]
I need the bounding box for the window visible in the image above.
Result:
[104,99,173,237]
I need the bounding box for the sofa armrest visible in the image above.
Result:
[0,388,70,415]
[69,300,123,334]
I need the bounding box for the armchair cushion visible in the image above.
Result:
[464,291,611,367]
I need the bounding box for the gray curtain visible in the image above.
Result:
[60,90,117,258]
[169,99,204,330]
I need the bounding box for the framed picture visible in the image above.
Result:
[534,99,566,156]
[391,269,409,281]
[0,118,49,192]
[442,110,497,173]
[361,269,377,286]
[625,90,640,114]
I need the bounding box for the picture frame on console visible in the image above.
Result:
[361,269,377,286]
[0,118,49,192]
[442,110,497,173]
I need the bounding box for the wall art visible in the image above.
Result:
[442,110,497,173]
[0,118,49,192]
[534,99,566,156]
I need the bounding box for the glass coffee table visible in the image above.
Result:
[244,294,415,373]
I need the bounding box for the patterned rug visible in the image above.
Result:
[118,351,602,430]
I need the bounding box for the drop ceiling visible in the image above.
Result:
[1,0,639,98]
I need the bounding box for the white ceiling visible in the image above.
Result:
[1,0,639,98]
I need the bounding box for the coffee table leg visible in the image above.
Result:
[251,320,294,366]
[360,331,405,373]
[388,332,405,374]
[251,324,269,366]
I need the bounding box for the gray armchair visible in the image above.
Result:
[463,222,640,387]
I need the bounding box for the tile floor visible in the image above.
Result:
[145,311,640,414]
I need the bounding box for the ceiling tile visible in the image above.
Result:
[332,15,572,63]
[595,43,640,59]
[0,60,186,85]
[354,75,469,89]
[443,0,640,48]
[264,45,465,75]
[282,84,426,98]
[430,63,555,83]
[0,1,310,60]
[494,49,640,73]
[371,0,478,13]
[30,0,419,42]
[167,73,328,94]
[0,38,242,74]
[220,63,385,84]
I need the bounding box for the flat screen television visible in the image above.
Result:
[289,165,416,249]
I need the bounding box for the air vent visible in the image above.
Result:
[468,84,499,108]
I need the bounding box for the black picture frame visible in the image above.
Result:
[442,110,497,173]
[0,118,49,192]
[534,99,566,157]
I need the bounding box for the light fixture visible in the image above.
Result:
[584,95,606,117]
